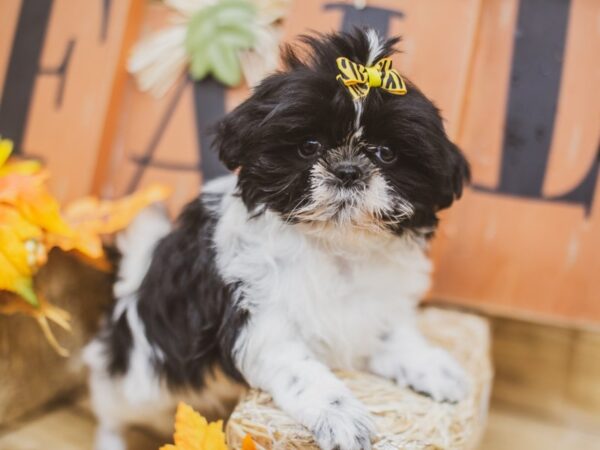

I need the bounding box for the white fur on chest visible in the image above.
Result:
[211,176,432,369]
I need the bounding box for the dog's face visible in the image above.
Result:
[214,29,469,236]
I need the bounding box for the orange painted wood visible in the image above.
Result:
[282,0,483,139]
[101,76,204,215]
[0,0,143,202]
[0,0,22,102]
[428,0,600,327]
[91,0,146,197]
[99,3,251,214]
[39,0,598,325]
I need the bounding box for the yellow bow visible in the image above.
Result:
[335,57,407,100]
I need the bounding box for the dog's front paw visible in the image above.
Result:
[310,396,376,450]
[394,347,470,403]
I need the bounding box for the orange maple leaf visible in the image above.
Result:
[241,434,257,450]
[46,183,171,264]
[159,403,258,450]
[160,403,228,450]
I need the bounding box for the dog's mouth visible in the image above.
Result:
[285,170,414,232]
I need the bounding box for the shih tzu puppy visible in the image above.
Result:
[85,28,471,450]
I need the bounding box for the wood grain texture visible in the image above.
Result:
[98,3,207,215]
[429,0,600,325]
[490,317,600,433]
[0,0,144,202]
[0,0,22,101]
[480,404,600,450]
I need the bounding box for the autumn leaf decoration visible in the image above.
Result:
[161,403,257,450]
[0,138,170,354]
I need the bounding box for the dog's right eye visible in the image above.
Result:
[298,140,323,159]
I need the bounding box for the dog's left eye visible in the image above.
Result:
[298,140,323,159]
[368,145,397,164]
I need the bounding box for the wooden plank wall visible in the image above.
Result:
[1,1,599,323]
[0,0,144,202]
[429,0,600,327]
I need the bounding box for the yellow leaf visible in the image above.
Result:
[16,183,74,235]
[48,184,171,261]
[204,420,227,450]
[0,139,171,354]
[0,205,42,240]
[0,229,33,276]
[161,403,228,450]
[0,206,46,306]
[0,172,42,203]
[0,138,13,167]
[173,402,208,450]
[0,137,42,176]
[0,251,38,306]
[0,160,42,177]
[63,184,171,234]
[0,171,73,237]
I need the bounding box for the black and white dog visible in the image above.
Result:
[85,29,471,450]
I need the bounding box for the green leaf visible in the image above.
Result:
[189,52,210,80]
[214,3,256,27]
[186,2,255,52]
[14,278,39,307]
[216,25,256,48]
[184,0,257,87]
[208,41,241,87]
[185,15,213,53]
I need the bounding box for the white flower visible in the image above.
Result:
[128,0,290,96]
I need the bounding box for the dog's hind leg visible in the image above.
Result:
[85,333,178,450]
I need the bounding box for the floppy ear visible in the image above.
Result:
[213,103,252,171]
[213,70,291,170]
[449,141,471,199]
[213,79,283,171]
[438,141,471,210]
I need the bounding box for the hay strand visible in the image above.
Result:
[226,308,492,450]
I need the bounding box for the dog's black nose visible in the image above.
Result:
[333,163,363,186]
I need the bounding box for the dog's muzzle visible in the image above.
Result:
[331,162,364,187]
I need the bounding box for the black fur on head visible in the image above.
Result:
[213,28,470,235]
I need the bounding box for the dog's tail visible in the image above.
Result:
[113,204,172,300]
[83,204,172,444]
